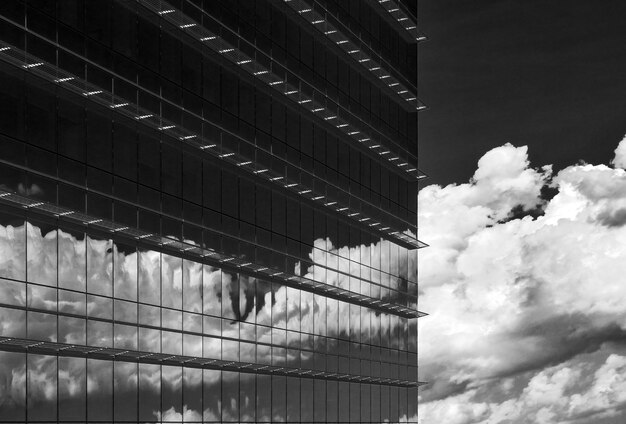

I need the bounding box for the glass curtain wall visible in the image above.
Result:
[0,0,421,422]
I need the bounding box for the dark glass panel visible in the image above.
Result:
[286,376,300,422]
[183,151,202,204]
[381,385,390,423]
[203,159,221,210]
[160,32,182,83]
[326,380,338,422]
[371,384,381,423]
[0,71,24,140]
[138,133,160,189]
[162,143,182,197]
[256,184,271,230]
[113,122,138,180]
[303,378,320,422]
[25,78,55,151]
[221,169,238,218]
[239,177,255,225]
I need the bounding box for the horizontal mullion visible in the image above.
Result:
[0,302,416,374]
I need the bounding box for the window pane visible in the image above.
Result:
[114,362,138,421]
[27,354,56,421]
[139,249,160,306]
[162,253,182,309]
[0,211,25,281]
[59,357,86,422]
[58,228,86,291]
[0,351,26,420]
[87,235,112,296]
[27,220,57,287]
[138,363,160,420]
[183,259,202,313]
[161,366,182,420]
[114,242,137,301]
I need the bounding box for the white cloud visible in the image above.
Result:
[419,352,626,424]
[419,139,626,422]
[153,405,204,422]
[568,354,626,416]
[611,134,626,169]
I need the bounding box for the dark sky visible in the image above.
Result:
[418,0,626,186]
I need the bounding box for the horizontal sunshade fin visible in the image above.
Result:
[369,0,424,42]
[0,336,425,388]
[283,0,423,101]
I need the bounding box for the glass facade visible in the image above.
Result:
[0,0,422,422]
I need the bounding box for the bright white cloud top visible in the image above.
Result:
[418,136,626,423]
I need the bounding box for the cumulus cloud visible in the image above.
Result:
[154,405,204,422]
[419,351,626,423]
[419,139,626,422]
[611,134,626,169]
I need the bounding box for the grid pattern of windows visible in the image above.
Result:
[0,210,418,381]
[279,0,422,110]
[0,0,421,422]
[0,352,418,423]
[320,0,423,44]
[0,8,420,228]
[0,52,422,276]
[174,0,419,150]
[202,0,418,92]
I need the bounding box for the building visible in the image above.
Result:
[0,0,424,422]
